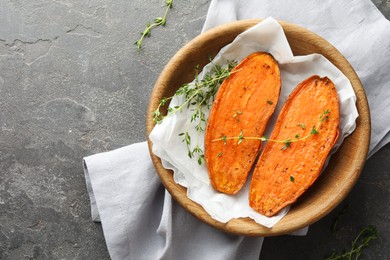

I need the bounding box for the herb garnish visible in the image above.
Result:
[211,109,331,150]
[155,60,237,164]
[281,139,292,150]
[326,225,377,260]
[134,0,174,50]
[310,126,320,135]
[321,109,330,122]
[154,61,237,124]
[237,131,245,144]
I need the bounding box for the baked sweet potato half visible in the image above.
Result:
[204,52,281,194]
[249,75,340,217]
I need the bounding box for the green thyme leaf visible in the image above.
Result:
[321,109,330,122]
[222,135,227,145]
[281,139,292,150]
[311,127,319,135]
[238,131,244,144]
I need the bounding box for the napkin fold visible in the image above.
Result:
[84,142,263,260]
[84,0,390,259]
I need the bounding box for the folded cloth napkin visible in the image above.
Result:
[83,0,390,259]
[84,143,263,259]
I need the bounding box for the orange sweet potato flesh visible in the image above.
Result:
[249,75,340,217]
[204,52,281,194]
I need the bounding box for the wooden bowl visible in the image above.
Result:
[146,19,370,236]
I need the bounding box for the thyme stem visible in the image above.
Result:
[211,110,329,149]
[211,128,316,144]
[134,0,174,50]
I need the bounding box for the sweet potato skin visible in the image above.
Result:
[204,52,281,194]
[249,75,340,217]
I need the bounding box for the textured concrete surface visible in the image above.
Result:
[0,0,389,259]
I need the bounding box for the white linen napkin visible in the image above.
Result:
[84,142,263,260]
[83,0,390,259]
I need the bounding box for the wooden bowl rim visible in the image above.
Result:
[146,19,370,236]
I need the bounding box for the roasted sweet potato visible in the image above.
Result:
[204,52,281,194]
[249,75,340,217]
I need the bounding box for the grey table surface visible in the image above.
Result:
[0,0,389,259]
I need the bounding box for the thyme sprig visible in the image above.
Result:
[178,131,205,165]
[134,0,173,50]
[212,125,320,149]
[211,109,330,150]
[154,60,237,164]
[153,61,237,124]
[326,225,377,260]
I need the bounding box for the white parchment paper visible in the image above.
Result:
[149,17,358,228]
